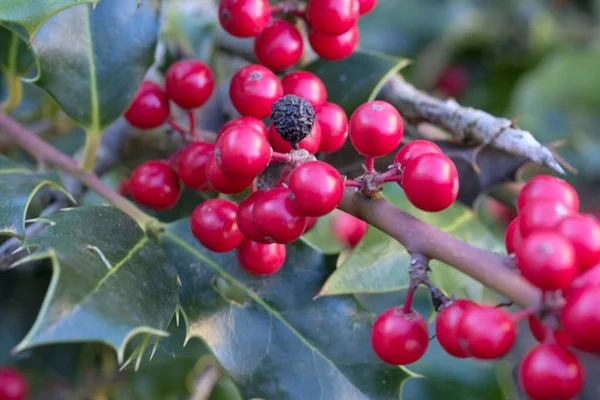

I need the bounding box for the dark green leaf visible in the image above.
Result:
[162,220,410,400]
[0,26,34,75]
[14,206,178,363]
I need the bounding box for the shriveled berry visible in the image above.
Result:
[436,66,468,98]
[288,161,344,217]
[435,299,476,358]
[237,190,271,244]
[371,306,429,365]
[252,186,307,244]
[357,0,377,15]
[315,102,348,153]
[349,100,403,158]
[561,286,600,352]
[527,316,572,347]
[402,153,459,212]
[230,64,283,119]
[216,126,272,180]
[281,71,327,107]
[331,211,367,248]
[519,200,571,238]
[307,0,359,35]
[517,175,579,214]
[271,94,315,145]
[165,60,214,109]
[505,217,522,255]
[130,160,180,210]
[457,305,516,359]
[0,367,28,400]
[218,0,271,38]
[217,116,268,140]
[237,238,286,275]
[308,25,359,61]
[124,81,170,130]
[205,154,253,194]
[268,120,322,154]
[254,20,303,71]
[177,142,214,191]
[393,140,442,169]
[191,199,244,253]
[555,214,600,271]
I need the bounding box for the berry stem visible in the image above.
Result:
[512,306,538,323]
[188,111,196,137]
[270,151,293,164]
[345,179,362,188]
[403,289,415,314]
[377,167,402,184]
[365,157,375,173]
[167,119,188,136]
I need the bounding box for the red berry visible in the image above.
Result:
[304,217,319,233]
[435,299,476,358]
[517,175,579,214]
[349,100,403,158]
[519,200,571,238]
[218,0,271,38]
[252,187,308,244]
[288,161,344,217]
[457,305,516,359]
[393,140,442,168]
[527,316,572,347]
[281,71,327,107]
[268,120,322,154]
[569,262,600,292]
[215,126,272,180]
[217,117,269,141]
[191,199,244,253]
[561,287,600,352]
[119,177,131,196]
[436,66,469,98]
[254,20,303,71]
[307,0,359,35]
[205,154,253,194]
[130,160,180,210]
[308,25,359,61]
[520,344,583,400]
[237,238,286,275]
[165,60,214,109]
[331,211,367,248]
[315,102,348,153]
[229,64,283,119]
[177,142,214,191]
[555,214,600,271]
[236,190,270,244]
[402,153,459,212]
[515,231,577,291]
[505,217,522,254]
[124,81,170,129]
[0,367,28,400]
[357,0,377,15]
[371,306,429,365]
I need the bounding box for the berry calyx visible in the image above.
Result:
[349,100,404,158]
[357,0,377,15]
[315,102,348,153]
[252,186,308,244]
[331,211,367,248]
[164,60,214,110]
[254,20,303,71]
[308,25,359,61]
[124,81,170,130]
[518,200,571,238]
[371,306,429,365]
[555,214,600,271]
[268,120,322,154]
[218,0,271,38]
[191,199,244,253]
[0,367,28,400]
[517,175,579,214]
[215,125,272,180]
[519,344,583,400]
[307,0,359,35]
[288,161,344,217]
[505,217,522,255]
[527,316,572,347]
[402,153,459,212]
[281,71,327,107]
[217,116,269,140]
[229,64,283,119]
[271,94,316,145]
[237,238,286,275]
[130,160,181,210]
[393,140,442,169]
[515,231,577,291]
[561,286,600,352]
[435,299,476,358]
[237,190,271,244]
[176,142,214,191]
[205,154,253,194]
[457,305,516,359]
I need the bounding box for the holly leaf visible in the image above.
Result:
[0,26,34,75]
[13,206,178,363]
[161,219,411,400]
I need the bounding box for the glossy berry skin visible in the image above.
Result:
[520,344,583,400]
[124,81,170,129]
[517,175,579,214]
[229,64,283,119]
[561,287,600,352]
[218,0,271,38]
[315,102,348,153]
[252,187,308,244]
[519,200,571,238]
[177,142,214,190]
[254,20,303,71]
[191,199,244,253]
[307,0,359,36]
[0,367,28,400]
[457,306,516,359]
[217,116,268,140]
[130,161,180,210]
[393,140,442,169]
[569,263,600,293]
[281,71,327,107]
[435,299,476,358]
[268,121,322,154]
[505,217,522,255]
[236,190,271,244]
[237,238,286,275]
[165,60,214,109]
[402,153,459,212]
[555,214,600,271]
[357,0,377,15]
[216,126,272,179]
[527,316,572,347]
[308,26,359,61]
[371,306,429,365]
[436,66,468,99]
[304,217,319,233]
[205,154,253,194]
[349,100,403,158]
[288,161,344,217]
[331,211,367,248]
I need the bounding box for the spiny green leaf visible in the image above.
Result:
[14,206,178,363]
[162,219,411,400]
[0,26,34,75]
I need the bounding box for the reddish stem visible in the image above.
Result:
[403,289,415,314]
[512,305,538,323]
[167,119,187,136]
[270,151,293,164]
[345,180,362,188]
[188,111,196,137]
[365,157,375,173]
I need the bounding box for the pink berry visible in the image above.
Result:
[457,305,516,359]
[307,0,359,36]
[308,25,359,61]
[315,102,348,153]
[177,142,214,191]
[288,161,344,217]
[254,20,303,71]
[124,81,170,130]
[555,213,600,271]
[217,116,268,140]
[130,160,181,210]
[517,175,579,214]
[252,186,307,244]
[281,71,327,107]
[218,0,271,38]
[229,64,283,119]
[237,238,286,275]
[393,140,442,169]
[205,154,253,194]
[237,190,271,244]
[268,120,322,154]
[349,100,404,158]
[331,211,367,248]
[165,60,214,109]
[216,125,272,179]
[357,0,377,15]
[191,199,244,252]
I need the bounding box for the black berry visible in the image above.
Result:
[270,94,315,145]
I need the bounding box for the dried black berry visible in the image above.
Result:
[270,94,315,145]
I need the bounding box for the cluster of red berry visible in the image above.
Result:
[0,367,27,400]
[219,0,376,68]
